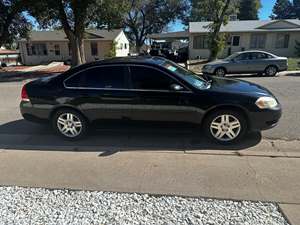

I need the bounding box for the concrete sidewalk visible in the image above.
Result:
[0,140,299,224]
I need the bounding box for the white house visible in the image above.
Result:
[189,19,300,59]
[19,29,130,65]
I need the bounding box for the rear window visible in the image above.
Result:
[65,66,128,89]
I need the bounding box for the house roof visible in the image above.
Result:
[149,31,189,40]
[20,29,123,42]
[189,19,300,33]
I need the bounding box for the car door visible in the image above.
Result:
[64,65,139,121]
[247,52,269,72]
[128,65,198,123]
[228,52,252,73]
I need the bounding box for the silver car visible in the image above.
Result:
[202,51,288,77]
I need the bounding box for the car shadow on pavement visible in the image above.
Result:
[0,119,262,154]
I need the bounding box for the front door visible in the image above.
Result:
[228,52,252,73]
[128,65,199,123]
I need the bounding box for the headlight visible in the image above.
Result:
[255,97,278,109]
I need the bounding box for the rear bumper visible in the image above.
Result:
[248,105,282,131]
[20,101,50,123]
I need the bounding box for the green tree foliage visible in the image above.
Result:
[27,0,128,66]
[270,0,294,19]
[0,0,31,48]
[293,0,300,19]
[124,0,188,53]
[238,0,261,20]
[187,0,238,23]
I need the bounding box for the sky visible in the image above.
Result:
[27,0,277,31]
[170,0,277,31]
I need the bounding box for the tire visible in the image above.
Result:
[214,67,226,77]
[52,109,88,140]
[203,109,247,144]
[265,65,278,77]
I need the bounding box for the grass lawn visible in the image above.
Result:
[288,58,300,71]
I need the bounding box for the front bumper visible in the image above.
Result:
[248,105,282,131]
[202,66,215,74]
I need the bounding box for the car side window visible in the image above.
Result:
[251,52,268,60]
[65,66,128,89]
[235,53,251,61]
[129,66,177,91]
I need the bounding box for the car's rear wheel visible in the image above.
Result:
[214,67,226,77]
[204,110,247,144]
[52,109,88,140]
[265,66,278,77]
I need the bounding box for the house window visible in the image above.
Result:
[54,44,60,55]
[232,36,240,46]
[91,42,98,56]
[250,34,266,49]
[276,34,290,49]
[193,35,209,49]
[120,43,123,50]
[26,43,47,56]
[124,43,127,49]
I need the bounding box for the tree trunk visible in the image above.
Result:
[208,0,231,61]
[68,32,86,66]
[135,44,142,54]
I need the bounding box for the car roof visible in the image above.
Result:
[77,56,167,68]
[236,50,276,55]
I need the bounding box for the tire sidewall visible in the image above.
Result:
[52,109,88,140]
[203,110,247,144]
[265,66,277,77]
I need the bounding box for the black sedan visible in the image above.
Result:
[20,57,282,144]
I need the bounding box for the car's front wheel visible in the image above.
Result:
[204,110,247,144]
[52,109,88,140]
[265,66,278,77]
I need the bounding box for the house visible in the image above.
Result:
[0,48,20,66]
[18,29,130,65]
[189,19,300,59]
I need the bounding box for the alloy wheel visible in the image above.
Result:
[57,113,83,138]
[210,114,241,141]
[266,66,277,76]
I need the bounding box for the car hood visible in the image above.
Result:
[208,76,272,97]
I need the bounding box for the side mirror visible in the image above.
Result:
[170,84,184,91]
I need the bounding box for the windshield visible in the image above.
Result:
[160,60,209,90]
[224,52,240,61]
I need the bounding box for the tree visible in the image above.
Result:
[0,0,31,48]
[270,0,294,19]
[124,0,188,53]
[294,0,300,19]
[27,0,127,66]
[238,0,261,20]
[188,0,239,61]
[187,0,238,23]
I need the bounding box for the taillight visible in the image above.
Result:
[21,85,30,102]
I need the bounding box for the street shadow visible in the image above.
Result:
[0,119,262,154]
